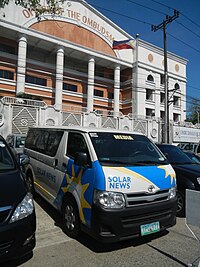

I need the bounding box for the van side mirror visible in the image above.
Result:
[74,152,88,167]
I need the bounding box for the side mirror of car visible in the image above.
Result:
[74,152,88,167]
[20,154,30,166]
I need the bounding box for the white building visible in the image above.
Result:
[135,40,187,122]
[0,0,187,122]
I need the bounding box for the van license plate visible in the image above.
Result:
[140,221,160,236]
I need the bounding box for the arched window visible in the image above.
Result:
[147,74,154,82]
[174,83,180,90]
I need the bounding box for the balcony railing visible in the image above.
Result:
[1,96,47,107]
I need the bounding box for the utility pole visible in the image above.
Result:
[152,10,179,143]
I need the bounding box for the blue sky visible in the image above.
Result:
[87,0,200,111]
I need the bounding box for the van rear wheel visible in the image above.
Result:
[62,197,80,239]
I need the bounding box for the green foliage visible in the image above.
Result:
[0,0,65,18]
[187,105,200,124]
[16,92,43,101]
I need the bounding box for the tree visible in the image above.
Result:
[186,100,200,124]
[0,0,65,18]
[16,92,43,101]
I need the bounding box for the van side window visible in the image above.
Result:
[36,131,49,153]
[26,129,64,156]
[46,131,64,157]
[25,129,39,149]
[67,133,89,159]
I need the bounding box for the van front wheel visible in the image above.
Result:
[62,197,80,239]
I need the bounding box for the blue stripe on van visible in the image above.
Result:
[92,160,106,191]
[53,159,106,227]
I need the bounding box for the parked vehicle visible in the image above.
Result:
[177,142,198,152]
[182,150,200,164]
[6,133,26,162]
[0,135,36,262]
[195,141,200,157]
[156,143,200,217]
[24,126,177,243]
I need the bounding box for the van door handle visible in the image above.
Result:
[62,162,67,168]
[53,159,58,168]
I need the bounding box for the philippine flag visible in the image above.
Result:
[112,39,136,50]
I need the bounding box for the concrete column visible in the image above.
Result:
[114,64,120,115]
[55,46,64,111]
[16,35,27,94]
[87,56,95,112]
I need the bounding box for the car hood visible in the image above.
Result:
[172,163,200,177]
[102,164,176,193]
[0,170,27,207]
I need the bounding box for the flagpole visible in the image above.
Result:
[135,34,139,118]
[112,38,137,117]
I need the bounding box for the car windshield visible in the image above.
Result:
[157,145,194,165]
[89,132,167,166]
[0,140,15,171]
[183,151,200,164]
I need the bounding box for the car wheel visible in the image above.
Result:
[26,172,35,195]
[176,191,185,217]
[62,197,80,239]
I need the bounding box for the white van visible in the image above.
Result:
[24,126,177,242]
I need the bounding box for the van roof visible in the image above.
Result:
[28,126,144,135]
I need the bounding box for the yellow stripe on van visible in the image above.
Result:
[109,167,152,183]
[34,181,55,199]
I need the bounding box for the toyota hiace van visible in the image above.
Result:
[24,126,177,242]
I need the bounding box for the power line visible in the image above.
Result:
[91,2,200,57]
[175,21,200,39]
[167,32,200,54]
[151,9,179,143]
[148,0,200,29]
[181,13,200,29]
[147,0,174,10]
[126,0,165,15]
[187,85,200,92]
[90,4,152,25]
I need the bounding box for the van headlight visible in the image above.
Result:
[94,190,125,209]
[197,177,200,185]
[10,193,34,223]
[168,186,176,199]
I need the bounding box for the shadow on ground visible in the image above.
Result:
[33,193,170,253]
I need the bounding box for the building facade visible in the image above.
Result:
[0,0,187,121]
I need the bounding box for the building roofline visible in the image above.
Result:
[139,38,188,64]
[81,0,133,40]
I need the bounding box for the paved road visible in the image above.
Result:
[4,195,200,267]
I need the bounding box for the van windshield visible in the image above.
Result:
[89,132,168,166]
[0,140,15,171]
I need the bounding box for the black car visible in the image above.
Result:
[0,135,36,263]
[156,144,200,217]
[182,150,200,164]
[6,134,26,163]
